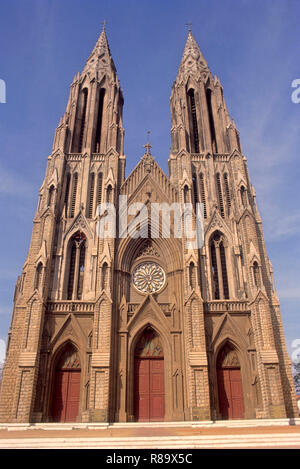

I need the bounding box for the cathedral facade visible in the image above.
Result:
[0,28,297,423]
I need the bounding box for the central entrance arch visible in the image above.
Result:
[134,327,165,422]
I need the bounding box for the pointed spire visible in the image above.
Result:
[177,31,209,80]
[83,22,116,75]
[91,21,112,58]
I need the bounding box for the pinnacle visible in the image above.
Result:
[93,24,112,58]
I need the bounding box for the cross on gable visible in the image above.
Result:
[144,131,152,155]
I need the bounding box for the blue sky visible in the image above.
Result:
[0,0,299,362]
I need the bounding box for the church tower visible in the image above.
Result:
[0,28,297,423]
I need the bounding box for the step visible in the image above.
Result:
[1,433,300,449]
[0,417,299,432]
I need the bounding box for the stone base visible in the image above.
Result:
[89,409,108,422]
[269,404,287,419]
[191,406,211,421]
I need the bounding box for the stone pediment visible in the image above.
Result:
[49,313,87,350]
[211,312,247,350]
[127,295,171,333]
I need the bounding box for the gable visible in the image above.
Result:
[121,154,178,203]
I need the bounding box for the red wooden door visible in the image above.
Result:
[52,370,81,422]
[134,358,164,421]
[149,360,164,420]
[217,367,244,419]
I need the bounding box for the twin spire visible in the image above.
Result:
[83,24,210,79]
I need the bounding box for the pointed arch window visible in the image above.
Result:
[199,173,207,219]
[106,185,113,204]
[187,88,200,153]
[223,173,231,215]
[48,185,55,207]
[78,88,88,153]
[253,261,261,288]
[87,173,95,218]
[35,262,43,291]
[210,232,229,299]
[192,175,198,205]
[183,185,190,204]
[67,232,86,300]
[64,173,71,217]
[70,173,78,218]
[240,186,247,208]
[216,173,225,218]
[189,262,196,289]
[206,88,217,153]
[96,172,103,210]
[101,262,108,291]
[94,88,105,153]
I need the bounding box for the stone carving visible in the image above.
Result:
[132,262,166,293]
[137,242,160,259]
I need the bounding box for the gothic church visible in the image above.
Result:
[0,27,297,423]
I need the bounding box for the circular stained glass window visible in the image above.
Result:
[132,262,166,294]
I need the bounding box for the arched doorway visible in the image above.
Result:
[134,327,165,422]
[51,343,81,422]
[217,342,245,419]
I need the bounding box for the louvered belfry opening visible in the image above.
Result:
[210,232,229,300]
[70,173,78,218]
[216,173,225,218]
[94,88,105,153]
[223,173,231,215]
[64,173,71,217]
[87,173,95,218]
[188,89,200,153]
[206,88,217,153]
[199,173,207,218]
[67,232,86,300]
[78,88,88,153]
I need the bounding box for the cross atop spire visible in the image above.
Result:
[185,22,192,32]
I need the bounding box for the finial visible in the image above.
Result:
[101,20,107,32]
[144,131,152,155]
[185,22,192,33]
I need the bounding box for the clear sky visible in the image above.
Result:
[0,0,299,362]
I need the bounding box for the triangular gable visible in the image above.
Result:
[121,154,178,202]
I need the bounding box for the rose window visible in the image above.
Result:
[132,262,166,294]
